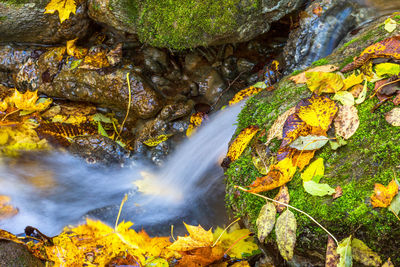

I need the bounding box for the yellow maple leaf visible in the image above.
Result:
[297,95,338,131]
[8,89,52,112]
[226,125,259,162]
[168,223,213,251]
[45,0,77,23]
[371,180,399,208]
[305,72,344,94]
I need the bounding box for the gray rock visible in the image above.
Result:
[0,240,44,267]
[237,58,255,73]
[88,0,305,49]
[0,0,90,44]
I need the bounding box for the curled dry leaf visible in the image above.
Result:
[334,105,359,139]
[333,186,343,200]
[274,185,290,213]
[351,238,381,266]
[305,72,344,94]
[385,107,400,126]
[256,201,276,243]
[275,209,297,261]
[326,236,340,267]
[370,180,399,208]
[289,65,338,84]
[229,86,264,106]
[265,107,296,145]
[225,125,259,163]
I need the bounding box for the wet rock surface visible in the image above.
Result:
[283,0,371,72]
[0,0,90,44]
[0,239,44,267]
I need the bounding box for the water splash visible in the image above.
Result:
[0,104,243,236]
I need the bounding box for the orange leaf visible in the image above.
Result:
[226,125,259,162]
[248,157,297,193]
[168,223,213,251]
[371,180,399,208]
[291,149,316,171]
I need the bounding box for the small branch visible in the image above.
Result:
[235,185,339,246]
[212,71,245,109]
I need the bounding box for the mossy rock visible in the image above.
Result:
[225,14,400,264]
[88,0,303,49]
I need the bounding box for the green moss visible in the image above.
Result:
[0,16,7,21]
[311,58,329,66]
[342,38,358,49]
[339,56,355,70]
[290,69,302,76]
[394,15,400,22]
[0,0,30,5]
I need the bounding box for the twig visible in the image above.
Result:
[234,185,339,245]
[212,71,245,109]
[370,78,400,99]
[212,218,241,247]
[1,109,20,121]
[119,73,132,136]
[390,207,400,222]
[114,194,128,230]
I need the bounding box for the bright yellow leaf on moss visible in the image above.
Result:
[168,223,213,251]
[143,134,171,147]
[371,180,399,208]
[229,86,264,106]
[301,158,324,182]
[226,125,259,162]
[305,72,344,94]
[8,89,52,112]
[45,0,77,23]
[297,95,338,130]
[343,72,364,90]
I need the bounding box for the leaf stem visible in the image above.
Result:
[212,218,240,247]
[119,73,132,136]
[114,194,128,230]
[234,185,338,245]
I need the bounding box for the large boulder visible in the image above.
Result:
[88,0,305,49]
[0,239,44,267]
[0,0,90,44]
[225,14,400,265]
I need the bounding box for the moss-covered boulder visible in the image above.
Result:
[88,0,304,49]
[225,14,400,264]
[0,0,90,44]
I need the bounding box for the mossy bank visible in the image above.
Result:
[225,14,400,264]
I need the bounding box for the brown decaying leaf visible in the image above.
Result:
[334,105,360,139]
[325,236,339,267]
[289,65,338,84]
[275,209,297,261]
[274,185,290,213]
[256,201,276,242]
[349,84,364,98]
[385,107,400,126]
[341,36,400,72]
[333,186,343,200]
[226,125,259,162]
[266,107,296,145]
[370,180,399,208]
[351,238,382,266]
[280,114,310,148]
[393,91,400,105]
[374,78,400,97]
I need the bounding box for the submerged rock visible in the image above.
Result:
[0,240,43,267]
[88,0,305,49]
[0,0,90,44]
[225,14,400,265]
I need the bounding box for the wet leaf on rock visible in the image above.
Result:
[370,180,399,208]
[289,135,329,151]
[66,38,88,59]
[225,125,259,163]
[168,223,213,251]
[351,238,381,266]
[289,65,338,84]
[265,107,296,145]
[143,134,171,147]
[326,236,340,267]
[337,236,352,267]
[375,63,400,77]
[281,114,309,148]
[384,18,397,33]
[297,95,338,130]
[274,185,290,213]
[9,89,52,112]
[334,105,359,139]
[186,112,207,137]
[256,201,276,242]
[385,107,400,126]
[45,0,77,23]
[303,180,335,196]
[305,72,344,94]
[229,86,264,106]
[275,209,297,261]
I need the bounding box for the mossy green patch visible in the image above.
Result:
[0,16,7,21]
[290,69,302,76]
[311,58,329,66]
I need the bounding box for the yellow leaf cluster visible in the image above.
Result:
[305,72,344,94]
[298,95,338,130]
[371,180,399,208]
[343,73,364,90]
[7,89,52,112]
[186,112,207,137]
[169,223,213,251]
[229,86,264,106]
[44,0,77,23]
[226,125,259,162]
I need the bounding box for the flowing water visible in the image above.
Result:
[0,104,243,236]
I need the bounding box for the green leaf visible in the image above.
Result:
[92,113,112,123]
[329,135,347,150]
[332,91,354,106]
[303,180,335,196]
[256,201,276,243]
[384,18,397,33]
[275,209,297,260]
[337,236,352,267]
[389,194,400,215]
[301,158,324,182]
[355,80,367,105]
[289,135,329,151]
[19,110,35,116]
[253,81,267,89]
[70,59,83,70]
[375,63,400,77]
[351,238,381,266]
[98,122,109,138]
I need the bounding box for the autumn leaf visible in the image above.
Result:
[333,186,343,199]
[305,72,344,94]
[289,65,338,84]
[312,4,323,16]
[337,236,352,267]
[225,125,259,163]
[80,48,110,69]
[256,202,276,242]
[326,236,340,267]
[301,158,324,182]
[370,180,399,208]
[229,86,264,106]
[0,229,25,245]
[289,135,329,151]
[274,185,290,213]
[168,223,213,251]
[334,105,360,139]
[0,195,18,220]
[275,209,297,261]
[45,0,77,23]
[384,18,397,33]
[333,91,355,106]
[281,114,310,148]
[382,258,395,267]
[8,89,52,112]
[355,81,368,104]
[351,238,381,266]
[343,73,364,90]
[375,63,400,77]
[143,134,171,147]
[248,157,297,193]
[291,149,315,170]
[265,107,296,145]
[297,95,338,130]
[186,112,207,137]
[66,38,88,59]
